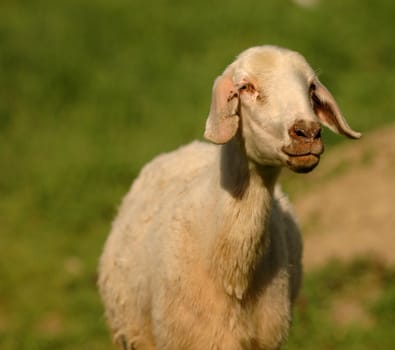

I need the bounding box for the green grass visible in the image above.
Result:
[286,259,395,350]
[0,0,394,348]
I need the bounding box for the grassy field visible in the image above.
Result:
[0,0,394,349]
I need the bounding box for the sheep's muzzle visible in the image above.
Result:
[282,120,324,173]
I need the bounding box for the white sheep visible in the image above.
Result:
[98,45,360,350]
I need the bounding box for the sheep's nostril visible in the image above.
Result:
[309,123,322,140]
[295,128,307,138]
[290,121,321,141]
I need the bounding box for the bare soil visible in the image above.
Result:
[290,125,395,271]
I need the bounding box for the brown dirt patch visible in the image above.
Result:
[290,125,395,271]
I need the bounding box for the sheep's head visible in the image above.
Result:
[204,46,361,173]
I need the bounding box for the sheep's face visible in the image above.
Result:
[205,46,361,173]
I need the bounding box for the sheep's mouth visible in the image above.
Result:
[285,153,321,173]
[282,140,324,173]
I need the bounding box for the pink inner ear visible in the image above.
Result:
[311,91,341,131]
[312,82,361,139]
[204,75,240,144]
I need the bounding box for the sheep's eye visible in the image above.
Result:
[239,83,255,93]
[309,83,321,106]
[309,83,316,92]
[309,83,317,98]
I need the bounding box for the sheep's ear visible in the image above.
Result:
[204,75,240,144]
[311,81,361,139]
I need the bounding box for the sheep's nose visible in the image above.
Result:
[290,120,321,141]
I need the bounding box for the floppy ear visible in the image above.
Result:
[204,75,240,144]
[311,80,361,139]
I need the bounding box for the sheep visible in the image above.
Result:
[98,45,361,350]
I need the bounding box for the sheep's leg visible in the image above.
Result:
[115,334,129,350]
[115,334,136,350]
[115,332,157,350]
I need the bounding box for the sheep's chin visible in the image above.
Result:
[286,154,320,173]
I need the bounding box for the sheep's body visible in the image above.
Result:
[99,141,302,350]
[99,46,360,350]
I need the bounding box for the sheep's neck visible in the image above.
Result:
[211,141,280,300]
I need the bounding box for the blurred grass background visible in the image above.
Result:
[0,0,394,349]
